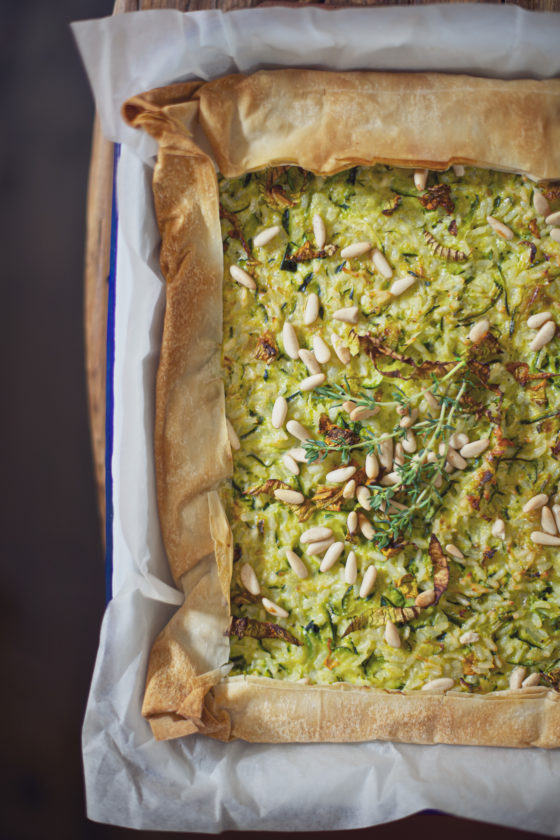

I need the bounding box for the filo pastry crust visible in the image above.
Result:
[123,69,560,745]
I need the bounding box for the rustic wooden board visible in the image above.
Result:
[85,0,559,539]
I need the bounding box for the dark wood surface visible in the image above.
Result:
[7,0,546,837]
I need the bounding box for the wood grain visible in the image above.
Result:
[85,114,114,530]
[85,0,560,542]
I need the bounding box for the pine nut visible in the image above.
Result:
[313,334,331,364]
[527,311,552,330]
[449,432,469,449]
[286,420,312,442]
[509,666,526,690]
[468,318,490,344]
[401,430,417,454]
[274,488,305,505]
[226,418,240,451]
[552,504,560,534]
[384,620,401,648]
[492,518,505,539]
[307,537,335,556]
[446,448,467,470]
[545,210,560,226]
[394,442,405,467]
[300,373,326,392]
[283,453,300,475]
[414,169,428,190]
[304,292,320,326]
[399,408,419,429]
[379,438,393,470]
[342,479,357,499]
[460,439,490,459]
[381,472,401,487]
[423,390,440,412]
[551,228,560,243]
[487,215,514,240]
[541,505,558,535]
[253,225,281,247]
[531,531,560,546]
[347,511,358,535]
[366,452,380,479]
[446,543,464,559]
[530,320,556,352]
[319,541,344,572]
[522,672,541,688]
[282,322,300,359]
[331,334,351,365]
[340,242,372,260]
[288,447,307,463]
[421,677,454,692]
[415,589,436,608]
[359,565,377,598]
[298,349,321,375]
[356,485,372,510]
[301,526,333,544]
[285,549,308,579]
[390,275,416,296]
[372,249,393,279]
[229,264,256,290]
[358,514,374,540]
[326,465,356,483]
[272,396,288,429]
[262,597,288,618]
[452,164,465,177]
[532,189,550,217]
[345,550,357,584]
[333,306,359,324]
[313,212,326,248]
[342,400,357,413]
[523,493,548,513]
[350,406,379,422]
[240,563,260,595]
[459,631,480,645]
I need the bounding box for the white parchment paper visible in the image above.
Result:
[73,6,560,833]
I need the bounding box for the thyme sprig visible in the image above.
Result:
[366,378,468,548]
[303,360,471,547]
[313,381,393,412]
[304,361,468,467]
[303,429,386,465]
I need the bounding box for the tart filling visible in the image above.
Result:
[221,164,560,693]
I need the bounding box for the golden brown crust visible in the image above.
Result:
[209,678,560,748]
[194,70,560,181]
[127,94,232,584]
[123,70,560,746]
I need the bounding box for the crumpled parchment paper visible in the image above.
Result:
[73,5,560,832]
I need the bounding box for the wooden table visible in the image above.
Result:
[85,0,558,536]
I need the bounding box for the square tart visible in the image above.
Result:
[123,70,560,745]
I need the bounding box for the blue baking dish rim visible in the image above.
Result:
[105,142,121,605]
